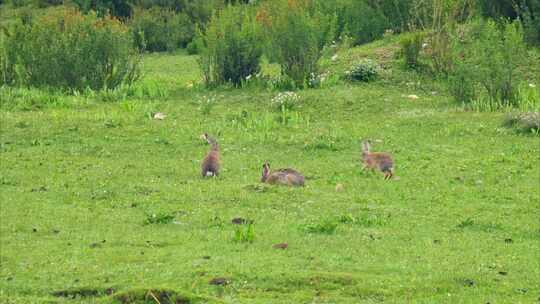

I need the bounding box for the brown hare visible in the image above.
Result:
[361,140,394,180]
[261,162,305,187]
[201,133,220,177]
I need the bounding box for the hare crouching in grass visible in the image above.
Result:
[361,140,394,180]
[261,162,304,187]
[201,133,220,177]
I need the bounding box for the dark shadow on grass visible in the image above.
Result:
[113,288,194,304]
[52,287,116,299]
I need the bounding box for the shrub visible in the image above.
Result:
[130,7,194,52]
[336,0,388,45]
[345,59,379,82]
[448,63,477,104]
[400,32,424,69]
[198,5,262,87]
[315,0,398,44]
[73,0,132,18]
[186,39,199,55]
[519,0,540,45]
[1,8,140,90]
[261,0,335,88]
[449,20,530,107]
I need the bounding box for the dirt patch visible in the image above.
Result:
[272,243,288,249]
[231,217,254,225]
[209,277,230,286]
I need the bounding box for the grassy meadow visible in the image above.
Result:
[1,38,539,304]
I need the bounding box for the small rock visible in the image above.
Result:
[153,112,166,120]
[209,277,230,286]
[335,183,344,192]
[331,54,338,61]
[407,94,419,100]
[273,243,288,250]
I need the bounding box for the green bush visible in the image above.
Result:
[400,32,424,69]
[0,8,140,90]
[130,7,194,52]
[449,20,530,106]
[345,59,379,82]
[261,0,334,88]
[198,5,262,87]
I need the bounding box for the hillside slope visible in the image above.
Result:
[1,38,539,303]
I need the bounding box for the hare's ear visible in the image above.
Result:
[361,140,370,152]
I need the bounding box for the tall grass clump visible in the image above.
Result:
[130,7,194,52]
[400,32,424,69]
[0,7,140,90]
[449,20,531,107]
[198,5,262,87]
[260,0,335,88]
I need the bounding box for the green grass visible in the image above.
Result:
[1,38,539,304]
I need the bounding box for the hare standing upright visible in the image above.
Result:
[201,133,220,177]
[361,140,394,180]
[261,162,304,187]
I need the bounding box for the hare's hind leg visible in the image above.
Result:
[383,171,393,180]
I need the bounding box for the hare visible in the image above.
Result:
[201,133,220,177]
[261,162,305,187]
[361,140,394,180]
